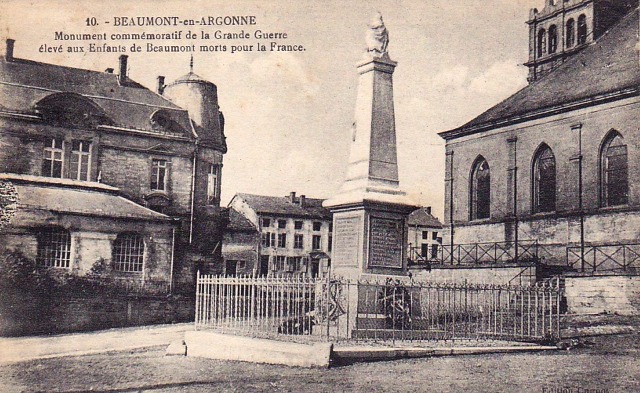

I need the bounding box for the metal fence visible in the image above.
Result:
[353,278,561,342]
[195,273,319,336]
[437,240,540,265]
[567,243,640,274]
[195,273,562,343]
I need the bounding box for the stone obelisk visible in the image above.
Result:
[324,13,418,280]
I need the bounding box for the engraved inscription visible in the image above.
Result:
[368,217,403,268]
[333,216,360,266]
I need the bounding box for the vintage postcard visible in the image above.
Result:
[0,0,638,391]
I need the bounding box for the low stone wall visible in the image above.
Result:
[409,265,536,286]
[0,293,194,336]
[565,275,640,315]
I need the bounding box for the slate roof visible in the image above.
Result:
[227,207,257,231]
[407,207,443,228]
[234,193,332,220]
[0,55,193,135]
[0,173,169,221]
[439,7,640,140]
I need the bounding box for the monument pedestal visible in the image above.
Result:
[330,201,416,280]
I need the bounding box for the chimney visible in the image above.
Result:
[157,76,165,95]
[5,39,15,62]
[118,55,128,84]
[299,195,306,208]
[426,206,432,215]
[104,68,114,73]
[289,191,296,203]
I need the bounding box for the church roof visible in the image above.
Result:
[0,54,193,136]
[232,193,332,220]
[439,7,640,140]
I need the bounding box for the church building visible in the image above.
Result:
[438,0,639,274]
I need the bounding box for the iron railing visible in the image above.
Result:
[567,242,640,274]
[195,273,319,336]
[438,240,540,265]
[407,245,438,267]
[195,273,562,343]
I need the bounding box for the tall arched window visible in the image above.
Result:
[37,227,71,268]
[470,157,491,220]
[113,233,145,272]
[577,15,587,45]
[600,131,628,207]
[532,144,556,213]
[537,29,547,57]
[548,25,558,54]
[566,18,575,48]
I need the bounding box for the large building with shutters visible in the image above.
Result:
[225,192,333,277]
[0,39,227,290]
[438,1,639,271]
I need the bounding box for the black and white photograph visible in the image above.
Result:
[0,0,638,391]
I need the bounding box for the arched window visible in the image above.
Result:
[113,233,145,272]
[532,145,556,213]
[600,132,628,207]
[537,29,547,57]
[566,19,575,48]
[470,157,491,220]
[577,15,587,45]
[37,227,71,268]
[548,25,558,54]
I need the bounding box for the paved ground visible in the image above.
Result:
[0,323,191,363]
[0,333,638,392]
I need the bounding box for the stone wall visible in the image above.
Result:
[0,292,194,336]
[2,210,175,281]
[565,275,640,315]
[410,265,536,286]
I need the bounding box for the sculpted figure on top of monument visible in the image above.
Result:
[366,12,389,57]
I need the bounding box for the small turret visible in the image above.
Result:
[162,57,226,152]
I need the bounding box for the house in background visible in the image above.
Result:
[221,208,259,277]
[406,207,443,265]
[438,2,639,279]
[0,40,227,290]
[225,192,332,277]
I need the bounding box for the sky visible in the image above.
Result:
[0,0,540,220]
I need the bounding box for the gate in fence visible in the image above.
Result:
[195,272,562,343]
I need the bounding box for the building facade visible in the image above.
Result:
[0,40,227,289]
[407,207,443,264]
[438,3,639,272]
[225,192,332,277]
